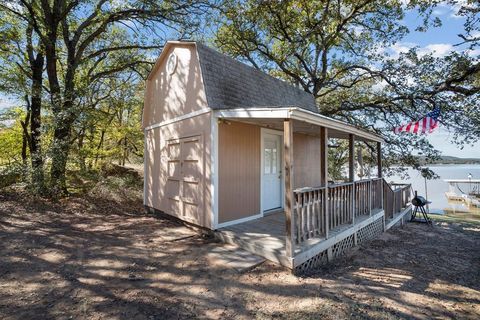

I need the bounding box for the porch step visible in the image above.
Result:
[207,244,266,272]
[214,229,293,268]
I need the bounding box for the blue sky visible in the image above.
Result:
[398,5,480,158]
[1,2,479,157]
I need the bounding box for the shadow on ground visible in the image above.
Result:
[0,190,479,319]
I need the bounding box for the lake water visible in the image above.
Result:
[389,164,480,214]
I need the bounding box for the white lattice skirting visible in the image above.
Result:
[294,216,384,274]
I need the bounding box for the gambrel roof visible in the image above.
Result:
[147,41,317,113]
[195,43,317,112]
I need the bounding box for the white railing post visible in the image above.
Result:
[368,179,372,216]
[325,187,330,239]
[351,182,355,225]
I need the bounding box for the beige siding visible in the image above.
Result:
[143,44,208,128]
[144,112,212,229]
[218,121,261,224]
[217,122,323,224]
[293,133,322,189]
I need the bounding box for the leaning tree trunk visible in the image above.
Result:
[20,101,31,169]
[23,23,46,193]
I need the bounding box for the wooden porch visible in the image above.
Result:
[215,178,412,272]
[213,115,413,273]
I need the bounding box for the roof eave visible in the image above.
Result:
[214,107,384,143]
[289,107,384,143]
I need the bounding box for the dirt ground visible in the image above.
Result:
[1,188,479,320]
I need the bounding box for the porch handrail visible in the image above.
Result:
[356,178,376,183]
[293,186,327,193]
[328,181,354,187]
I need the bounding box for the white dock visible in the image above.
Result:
[444,179,480,208]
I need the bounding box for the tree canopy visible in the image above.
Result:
[0,0,478,196]
[215,0,479,172]
[0,0,210,195]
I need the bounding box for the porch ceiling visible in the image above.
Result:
[215,107,383,143]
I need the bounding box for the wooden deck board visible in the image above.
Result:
[215,208,388,269]
[219,212,287,255]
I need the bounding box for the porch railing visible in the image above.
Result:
[293,187,327,244]
[329,182,355,229]
[354,179,371,217]
[371,178,383,211]
[292,178,411,250]
[384,182,411,220]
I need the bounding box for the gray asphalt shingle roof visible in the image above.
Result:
[195,43,318,113]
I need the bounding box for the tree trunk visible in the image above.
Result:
[21,130,28,167]
[48,28,75,195]
[77,128,87,172]
[122,136,128,166]
[24,23,46,193]
[20,99,31,169]
[50,118,74,195]
[94,130,106,167]
[30,52,45,192]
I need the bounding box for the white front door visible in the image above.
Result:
[262,133,282,211]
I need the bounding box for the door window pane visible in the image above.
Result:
[264,148,271,174]
[271,149,277,174]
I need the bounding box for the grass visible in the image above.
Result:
[430,211,480,226]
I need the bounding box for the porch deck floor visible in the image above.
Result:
[216,210,381,267]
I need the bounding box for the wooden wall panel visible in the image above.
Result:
[218,121,261,224]
[143,44,208,128]
[293,133,322,189]
[144,112,212,229]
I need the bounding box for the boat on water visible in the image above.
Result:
[444,179,480,208]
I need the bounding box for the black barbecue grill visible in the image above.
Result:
[410,191,432,224]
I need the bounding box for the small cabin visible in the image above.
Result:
[143,41,412,273]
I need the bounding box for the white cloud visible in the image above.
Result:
[388,42,417,58]
[430,1,469,19]
[382,42,462,58]
[0,98,15,111]
[371,80,388,92]
[432,7,449,16]
[466,49,480,58]
[449,0,470,19]
[0,95,20,114]
[417,43,454,57]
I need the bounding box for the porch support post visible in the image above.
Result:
[377,141,384,213]
[348,134,355,182]
[320,127,328,186]
[284,119,294,258]
[349,134,356,225]
[377,142,382,178]
[320,127,329,239]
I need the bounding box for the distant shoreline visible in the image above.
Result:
[392,156,480,166]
